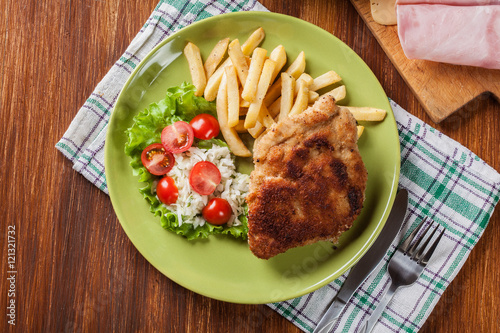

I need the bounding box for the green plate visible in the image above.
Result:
[105,12,400,304]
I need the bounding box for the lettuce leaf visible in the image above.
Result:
[124,83,248,240]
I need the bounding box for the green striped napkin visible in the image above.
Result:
[56,1,500,332]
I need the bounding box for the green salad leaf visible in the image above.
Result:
[124,83,249,240]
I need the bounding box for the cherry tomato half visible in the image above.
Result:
[202,198,232,225]
[161,121,194,153]
[140,143,175,176]
[189,161,222,195]
[189,114,220,140]
[156,176,178,205]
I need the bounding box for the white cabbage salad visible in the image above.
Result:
[152,144,249,228]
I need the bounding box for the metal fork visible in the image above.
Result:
[359,218,446,333]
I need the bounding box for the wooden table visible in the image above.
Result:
[2,0,499,332]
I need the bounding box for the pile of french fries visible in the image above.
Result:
[183,27,387,157]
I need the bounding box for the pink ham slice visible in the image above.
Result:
[398,0,500,4]
[396,0,500,69]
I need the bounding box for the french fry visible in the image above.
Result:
[357,125,365,138]
[244,59,276,129]
[269,45,287,82]
[262,78,283,107]
[258,104,276,128]
[217,73,228,109]
[279,73,295,121]
[241,47,267,102]
[228,39,249,86]
[342,106,387,121]
[184,42,206,96]
[234,120,247,133]
[240,99,250,108]
[286,51,306,77]
[264,51,306,106]
[294,73,313,95]
[309,71,342,91]
[268,97,281,118]
[216,74,252,157]
[321,85,346,102]
[204,38,229,79]
[247,121,265,138]
[204,29,264,101]
[241,27,265,56]
[289,78,309,116]
[204,61,229,101]
[308,91,319,103]
[225,65,240,128]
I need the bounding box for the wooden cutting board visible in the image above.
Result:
[349,0,500,123]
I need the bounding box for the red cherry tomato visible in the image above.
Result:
[202,198,232,225]
[156,176,178,205]
[140,143,175,176]
[161,121,194,153]
[189,161,221,195]
[189,114,220,140]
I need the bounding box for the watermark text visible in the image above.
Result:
[6,225,16,325]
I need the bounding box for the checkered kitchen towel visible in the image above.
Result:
[56,1,500,332]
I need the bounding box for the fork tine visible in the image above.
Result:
[400,217,427,253]
[419,227,445,265]
[407,221,433,257]
[413,223,439,261]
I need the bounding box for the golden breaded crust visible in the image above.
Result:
[247,96,367,259]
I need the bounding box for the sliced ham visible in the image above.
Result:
[398,0,500,4]
[396,1,500,69]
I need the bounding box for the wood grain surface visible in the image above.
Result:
[349,0,500,124]
[1,0,499,332]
